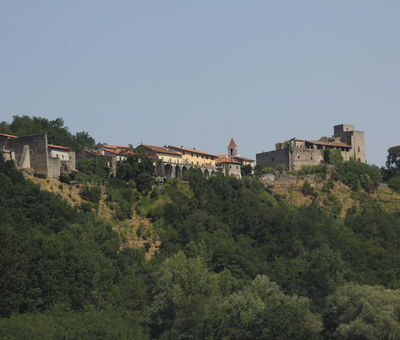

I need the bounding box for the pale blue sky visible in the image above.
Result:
[1,1,399,165]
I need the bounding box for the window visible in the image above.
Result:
[236,166,239,169]
[191,153,193,157]
[358,147,360,152]
[298,155,300,159]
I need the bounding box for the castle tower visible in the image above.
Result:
[333,124,366,163]
[228,138,238,157]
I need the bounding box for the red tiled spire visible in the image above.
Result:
[228,138,237,147]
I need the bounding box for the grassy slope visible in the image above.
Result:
[270,178,400,217]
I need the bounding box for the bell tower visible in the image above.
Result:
[228,138,238,157]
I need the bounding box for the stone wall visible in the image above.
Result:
[256,149,290,170]
[351,131,366,162]
[9,134,49,175]
[224,163,241,179]
[48,157,61,179]
[291,149,323,170]
[67,151,76,172]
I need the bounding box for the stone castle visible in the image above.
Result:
[256,124,366,171]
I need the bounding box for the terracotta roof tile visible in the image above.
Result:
[228,138,237,147]
[235,155,254,162]
[102,144,130,149]
[306,140,351,148]
[216,155,242,165]
[168,145,217,157]
[141,145,182,156]
[218,154,254,163]
[0,133,17,138]
[48,144,70,150]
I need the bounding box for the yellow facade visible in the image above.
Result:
[167,146,217,167]
[157,153,183,164]
[179,152,216,167]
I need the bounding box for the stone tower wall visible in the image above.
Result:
[350,131,366,163]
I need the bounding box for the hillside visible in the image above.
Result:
[3,148,400,338]
[262,174,400,217]
[29,176,160,259]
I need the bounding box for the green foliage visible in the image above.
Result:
[0,156,125,316]
[0,115,96,150]
[3,131,400,338]
[386,145,400,172]
[276,164,285,173]
[323,149,343,166]
[117,154,155,194]
[148,252,321,339]
[241,164,253,177]
[79,185,102,203]
[77,156,110,182]
[388,174,400,193]
[297,164,328,176]
[334,160,382,192]
[148,251,220,339]
[301,180,318,197]
[323,284,400,339]
[254,165,275,176]
[0,308,148,340]
[105,180,139,220]
[212,275,322,339]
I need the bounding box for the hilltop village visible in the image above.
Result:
[0,123,366,180]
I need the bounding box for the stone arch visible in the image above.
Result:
[164,164,173,179]
[204,169,210,178]
[182,166,188,177]
[175,165,182,178]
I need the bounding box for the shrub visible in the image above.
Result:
[388,175,400,193]
[79,185,101,203]
[301,180,318,198]
[33,173,47,179]
[78,202,93,212]
[323,149,343,166]
[297,164,327,177]
[334,161,382,192]
[322,180,334,192]
[59,173,71,184]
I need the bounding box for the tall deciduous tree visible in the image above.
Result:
[387,146,400,172]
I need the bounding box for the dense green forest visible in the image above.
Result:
[2,116,400,339]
